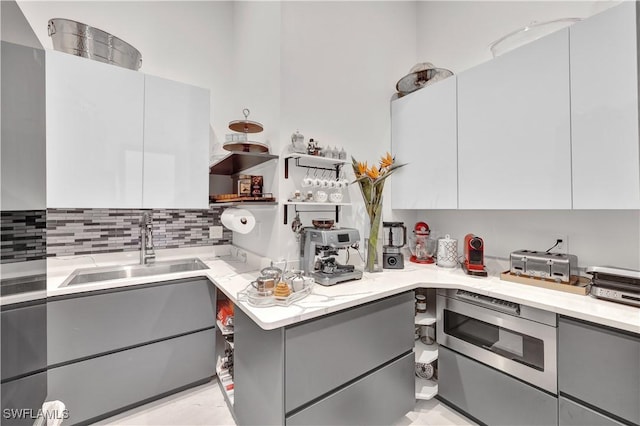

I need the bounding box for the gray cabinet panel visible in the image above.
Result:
[234,308,285,426]
[48,278,215,365]
[285,292,414,412]
[47,329,215,425]
[1,301,46,380]
[439,346,557,426]
[286,352,414,426]
[559,397,624,426]
[1,372,47,426]
[558,317,640,425]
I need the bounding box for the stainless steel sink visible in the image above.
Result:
[61,258,209,287]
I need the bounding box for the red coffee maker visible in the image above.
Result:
[463,233,488,276]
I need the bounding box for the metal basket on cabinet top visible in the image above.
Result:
[48,18,142,70]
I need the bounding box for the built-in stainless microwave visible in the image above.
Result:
[436,289,558,394]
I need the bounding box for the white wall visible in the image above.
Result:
[226,1,282,257]
[215,1,418,263]
[276,1,417,262]
[412,0,639,270]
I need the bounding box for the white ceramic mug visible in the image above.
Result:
[437,234,458,268]
[315,190,328,202]
[329,192,343,203]
[302,176,313,187]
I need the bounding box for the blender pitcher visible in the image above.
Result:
[382,222,407,269]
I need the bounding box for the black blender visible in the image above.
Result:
[383,222,407,269]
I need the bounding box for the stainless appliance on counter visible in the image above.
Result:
[587,266,640,307]
[436,289,558,394]
[300,227,363,286]
[510,249,578,283]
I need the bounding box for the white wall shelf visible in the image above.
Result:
[283,153,347,179]
[282,153,351,225]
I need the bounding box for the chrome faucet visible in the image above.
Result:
[140,212,156,265]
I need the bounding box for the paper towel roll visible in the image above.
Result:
[220,208,256,234]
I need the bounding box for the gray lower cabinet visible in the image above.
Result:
[287,352,415,426]
[1,300,47,426]
[558,317,640,425]
[439,345,558,426]
[47,329,215,425]
[46,278,217,425]
[1,372,48,426]
[234,291,415,426]
[559,397,625,426]
[48,278,216,365]
[1,300,47,381]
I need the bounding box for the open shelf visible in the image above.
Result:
[283,201,351,207]
[283,153,348,179]
[216,319,234,336]
[415,340,438,364]
[209,151,278,175]
[415,311,436,326]
[283,153,349,165]
[216,360,235,408]
[212,201,278,207]
[415,377,438,400]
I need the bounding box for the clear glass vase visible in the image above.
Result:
[364,205,384,273]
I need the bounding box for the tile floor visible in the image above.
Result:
[97,379,477,426]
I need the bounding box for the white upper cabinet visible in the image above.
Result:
[46,50,144,208]
[391,76,458,209]
[142,76,210,209]
[46,51,211,209]
[457,29,572,209]
[570,2,640,209]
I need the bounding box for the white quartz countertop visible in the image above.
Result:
[34,246,640,334]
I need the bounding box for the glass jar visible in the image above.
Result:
[415,294,427,313]
[421,324,435,345]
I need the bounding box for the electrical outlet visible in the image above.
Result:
[552,234,568,254]
[209,226,223,239]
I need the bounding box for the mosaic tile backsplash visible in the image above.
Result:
[46,207,232,257]
[1,210,47,264]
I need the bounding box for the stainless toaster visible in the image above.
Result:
[510,250,578,283]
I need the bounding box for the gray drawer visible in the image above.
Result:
[1,301,47,380]
[558,317,640,425]
[48,278,215,365]
[47,328,215,425]
[1,372,47,426]
[439,346,558,426]
[284,292,414,412]
[286,352,414,426]
[559,397,625,426]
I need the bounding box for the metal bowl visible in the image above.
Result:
[48,18,142,70]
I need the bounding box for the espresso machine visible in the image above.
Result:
[300,227,363,286]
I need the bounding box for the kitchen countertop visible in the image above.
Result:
[8,245,639,334]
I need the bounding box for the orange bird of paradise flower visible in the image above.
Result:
[356,161,368,177]
[366,166,380,179]
[379,152,393,169]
